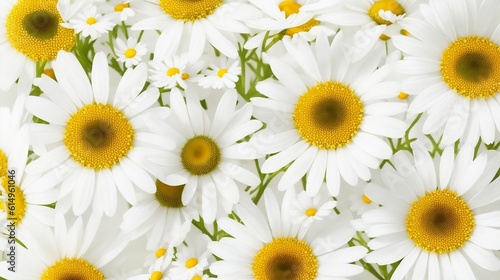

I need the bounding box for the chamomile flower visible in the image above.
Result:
[251,33,407,196]
[62,5,116,40]
[106,0,135,22]
[128,245,175,280]
[120,178,198,249]
[209,189,367,279]
[198,57,240,89]
[348,183,379,216]
[168,231,213,280]
[0,0,76,91]
[149,54,203,90]
[393,0,500,145]
[115,37,148,68]
[132,0,260,63]
[143,88,262,222]
[25,51,174,217]
[362,142,500,279]
[289,187,337,228]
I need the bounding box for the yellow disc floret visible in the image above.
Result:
[368,0,405,25]
[124,48,137,58]
[5,0,75,62]
[41,258,105,280]
[0,149,7,179]
[185,258,198,268]
[293,81,364,149]
[440,36,500,99]
[159,0,222,21]
[181,135,221,176]
[278,0,319,36]
[64,103,135,170]
[150,271,163,280]
[305,208,317,217]
[115,3,130,12]
[362,194,372,204]
[406,188,475,254]
[155,179,185,208]
[252,237,318,280]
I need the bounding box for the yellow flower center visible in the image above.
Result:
[41,258,105,280]
[86,17,97,25]
[43,68,56,80]
[192,275,202,280]
[154,179,185,208]
[278,0,319,36]
[406,189,475,254]
[305,208,317,217]
[293,81,364,149]
[159,0,223,22]
[64,103,135,170]
[5,0,75,62]
[440,36,500,99]
[217,68,228,78]
[185,258,198,268]
[252,237,318,280]
[397,92,409,99]
[181,135,221,176]
[124,48,137,58]
[155,248,167,258]
[400,29,410,36]
[0,149,7,179]
[150,271,163,280]
[1,182,27,224]
[368,0,405,25]
[114,3,130,12]
[362,194,372,204]
[167,67,180,77]
[181,73,190,80]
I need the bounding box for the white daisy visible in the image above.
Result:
[347,182,379,216]
[362,141,500,279]
[392,0,500,145]
[120,178,198,249]
[289,186,337,228]
[168,231,213,280]
[105,0,136,23]
[62,5,116,40]
[128,245,175,280]
[251,33,407,197]
[24,51,174,217]
[209,189,367,279]
[0,0,76,91]
[131,0,260,63]
[198,57,240,90]
[116,37,148,68]
[143,88,262,223]
[149,53,203,90]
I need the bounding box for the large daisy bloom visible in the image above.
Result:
[132,0,260,63]
[209,189,367,279]
[251,33,407,196]
[393,0,500,145]
[24,51,174,217]
[143,88,262,223]
[0,0,76,91]
[362,141,500,279]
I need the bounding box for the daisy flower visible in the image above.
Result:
[289,186,337,228]
[115,37,148,68]
[120,178,198,249]
[245,0,339,49]
[168,231,213,280]
[143,88,262,222]
[62,5,116,40]
[105,0,136,23]
[209,189,367,279]
[347,183,379,216]
[362,141,500,279]
[0,0,76,91]
[149,53,203,90]
[198,57,240,89]
[24,51,174,217]
[251,33,407,196]
[131,0,260,63]
[393,0,500,145]
[128,244,175,280]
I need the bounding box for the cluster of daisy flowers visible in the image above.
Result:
[1,0,500,279]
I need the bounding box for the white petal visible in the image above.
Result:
[25,96,69,125]
[91,52,109,104]
[261,140,309,173]
[278,146,317,190]
[306,150,327,196]
[53,51,93,104]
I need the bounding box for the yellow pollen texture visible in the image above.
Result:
[114,3,130,12]
[278,0,319,36]
[0,149,7,179]
[155,179,185,208]
[398,92,409,99]
[159,0,223,21]
[368,0,405,25]
[440,36,500,99]
[41,258,105,280]
[293,81,364,150]
[405,188,475,254]
[1,182,27,224]
[64,103,135,170]
[5,0,75,62]
[252,237,318,280]
[181,135,221,176]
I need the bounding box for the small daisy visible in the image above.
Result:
[393,0,500,145]
[209,189,367,279]
[198,57,240,89]
[132,0,260,63]
[0,0,76,91]
[116,37,148,68]
[143,88,262,223]
[25,51,174,217]
[347,183,379,216]
[289,186,337,228]
[106,0,136,23]
[149,53,203,90]
[62,5,116,40]
[168,231,213,280]
[128,245,175,280]
[362,141,500,279]
[251,33,407,196]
